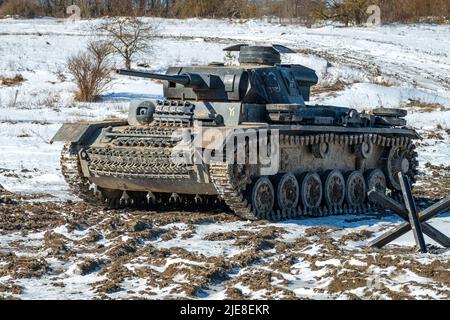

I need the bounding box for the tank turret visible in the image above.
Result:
[116,45,318,108]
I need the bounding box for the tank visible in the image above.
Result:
[52,44,420,220]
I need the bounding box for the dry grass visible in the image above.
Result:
[37,93,61,111]
[403,100,448,113]
[372,77,399,87]
[311,80,346,95]
[0,74,25,87]
[422,130,445,140]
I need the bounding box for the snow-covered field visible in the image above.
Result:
[0,18,449,300]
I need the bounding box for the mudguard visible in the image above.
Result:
[51,120,127,144]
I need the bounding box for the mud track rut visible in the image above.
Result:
[0,193,448,300]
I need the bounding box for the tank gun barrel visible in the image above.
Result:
[116,69,211,89]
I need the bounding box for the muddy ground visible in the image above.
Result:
[0,172,449,300]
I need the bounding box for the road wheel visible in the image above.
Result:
[300,172,323,209]
[276,173,300,211]
[345,171,367,206]
[250,177,275,218]
[323,170,346,208]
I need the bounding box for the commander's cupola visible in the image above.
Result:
[223,44,296,66]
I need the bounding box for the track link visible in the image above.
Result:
[210,161,256,220]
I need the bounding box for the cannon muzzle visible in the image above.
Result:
[116,69,214,89]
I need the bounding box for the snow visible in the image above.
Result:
[154,221,252,257]
[315,259,341,267]
[348,259,368,267]
[16,272,105,300]
[391,216,450,247]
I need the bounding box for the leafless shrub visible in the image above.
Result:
[1,0,448,24]
[97,17,157,69]
[0,0,39,17]
[313,0,450,26]
[67,41,113,102]
[0,74,25,86]
[312,0,372,26]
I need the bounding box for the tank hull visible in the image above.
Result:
[57,119,419,220]
[89,176,218,195]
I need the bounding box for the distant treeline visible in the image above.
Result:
[0,0,449,25]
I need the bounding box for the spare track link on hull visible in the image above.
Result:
[86,123,193,180]
[86,147,193,180]
[62,142,222,209]
[210,132,418,221]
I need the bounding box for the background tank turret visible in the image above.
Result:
[53,44,420,221]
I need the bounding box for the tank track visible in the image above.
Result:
[61,143,101,205]
[210,133,419,221]
[210,162,256,220]
[211,159,374,221]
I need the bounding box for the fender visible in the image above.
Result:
[51,120,127,144]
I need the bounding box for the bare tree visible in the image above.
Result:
[97,17,157,69]
[67,41,113,102]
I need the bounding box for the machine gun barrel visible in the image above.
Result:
[116,69,207,89]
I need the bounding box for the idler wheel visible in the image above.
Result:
[276,173,299,211]
[322,170,346,207]
[345,171,367,206]
[385,146,411,190]
[251,177,275,218]
[300,172,323,209]
[365,169,387,194]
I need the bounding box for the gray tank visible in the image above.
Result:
[52,44,420,220]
